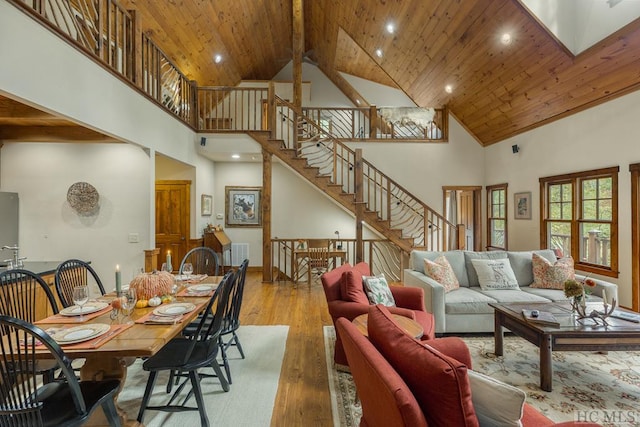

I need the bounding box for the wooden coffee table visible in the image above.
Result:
[352,313,423,339]
[490,302,640,391]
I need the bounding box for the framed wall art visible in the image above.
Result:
[201,194,212,216]
[225,186,262,227]
[514,191,532,220]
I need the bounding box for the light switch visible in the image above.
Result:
[128,233,139,243]
[216,213,224,220]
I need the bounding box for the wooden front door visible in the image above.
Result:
[155,180,190,271]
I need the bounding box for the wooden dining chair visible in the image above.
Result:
[0,269,60,383]
[54,259,106,308]
[305,239,330,285]
[179,247,220,276]
[0,315,121,427]
[137,270,235,427]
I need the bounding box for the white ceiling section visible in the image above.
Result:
[521,0,640,55]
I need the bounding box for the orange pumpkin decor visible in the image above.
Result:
[129,271,174,300]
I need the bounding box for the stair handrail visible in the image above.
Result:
[274,96,458,252]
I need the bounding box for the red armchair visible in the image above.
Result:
[337,306,603,427]
[321,262,435,367]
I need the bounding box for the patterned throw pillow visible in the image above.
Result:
[530,253,575,289]
[362,274,396,306]
[470,259,519,290]
[423,255,460,293]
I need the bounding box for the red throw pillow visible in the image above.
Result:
[341,270,369,304]
[368,305,479,427]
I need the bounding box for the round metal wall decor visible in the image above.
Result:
[67,182,99,215]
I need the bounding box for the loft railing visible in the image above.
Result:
[303,106,448,142]
[275,96,458,252]
[14,0,135,80]
[270,238,405,283]
[141,34,195,124]
[550,233,611,266]
[196,87,269,131]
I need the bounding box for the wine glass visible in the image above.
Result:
[161,262,173,274]
[72,285,89,322]
[120,288,137,324]
[182,263,193,281]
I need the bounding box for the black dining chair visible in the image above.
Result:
[179,247,220,276]
[137,270,235,427]
[54,259,106,308]
[0,315,121,427]
[0,269,60,383]
[218,258,249,383]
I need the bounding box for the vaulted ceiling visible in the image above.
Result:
[4,0,640,146]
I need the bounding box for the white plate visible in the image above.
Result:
[186,284,215,293]
[50,323,110,344]
[59,302,109,316]
[153,303,196,316]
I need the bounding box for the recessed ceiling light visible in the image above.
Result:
[214,54,223,63]
[356,99,361,105]
[375,49,383,58]
[231,154,240,159]
[500,33,512,45]
[386,23,395,34]
[445,85,453,94]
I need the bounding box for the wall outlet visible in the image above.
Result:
[216,213,223,220]
[128,233,139,243]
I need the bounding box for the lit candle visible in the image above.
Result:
[115,264,122,294]
[581,288,586,308]
[166,251,172,271]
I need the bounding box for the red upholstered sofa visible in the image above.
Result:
[337,305,602,427]
[321,262,435,367]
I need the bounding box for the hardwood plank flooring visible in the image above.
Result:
[239,271,334,426]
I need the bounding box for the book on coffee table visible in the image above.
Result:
[522,309,560,328]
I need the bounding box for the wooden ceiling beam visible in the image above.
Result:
[0,97,59,120]
[0,126,120,143]
[292,0,304,113]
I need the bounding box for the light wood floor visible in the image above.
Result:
[239,270,335,426]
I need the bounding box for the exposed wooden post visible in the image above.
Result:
[369,105,377,137]
[144,248,159,273]
[292,0,304,115]
[262,148,273,282]
[355,149,364,263]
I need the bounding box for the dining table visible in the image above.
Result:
[31,275,222,427]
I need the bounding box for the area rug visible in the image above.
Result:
[118,325,288,426]
[324,326,640,426]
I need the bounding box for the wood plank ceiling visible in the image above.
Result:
[4,0,640,146]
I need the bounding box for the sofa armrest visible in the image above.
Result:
[327,300,371,321]
[404,269,446,332]
[386,306,416,320]
[390,285,426,311]
[421,336,473,368]
[575,273,618,304]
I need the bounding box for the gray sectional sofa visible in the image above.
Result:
[403,249,619,334]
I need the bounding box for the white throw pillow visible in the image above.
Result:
[471,258,519,290]
[362,274,396,307]
[468,370,526,427]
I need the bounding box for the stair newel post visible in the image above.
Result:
[262,148,273,282]
[355,149,364,263]
[268,82,276,139]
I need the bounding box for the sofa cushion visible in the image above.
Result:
[423,255,460,293]
[363,274,396,306]
[445,287,498,315]
[521,287,569,302]
[368,305,479,427]
[507,250,556,286]
[468,370,526,427]
[471,259,519,290]
[321,262,353,301]
[530,253,575,289]
[339,262,371,304]
[476,288,551,304]
[464,251,508,287]
[411,250,469,287]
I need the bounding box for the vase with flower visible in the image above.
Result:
[563,277,597,317]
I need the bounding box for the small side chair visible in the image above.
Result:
[55,259,106,308]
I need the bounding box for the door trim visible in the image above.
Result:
[442,186,482,251]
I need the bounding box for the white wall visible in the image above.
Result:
[485,89,640,307]
[0,143,150,284]
[274,62,353,107]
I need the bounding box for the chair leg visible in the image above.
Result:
[136,371,158,423]
[218,336,232,384]
[211,358,230,392]
[224,332,245,359]
[101,396,122,427]
[189,370,209,427]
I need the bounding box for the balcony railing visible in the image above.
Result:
[550,232,611,266]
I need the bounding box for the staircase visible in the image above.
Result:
[248,97,459,255]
